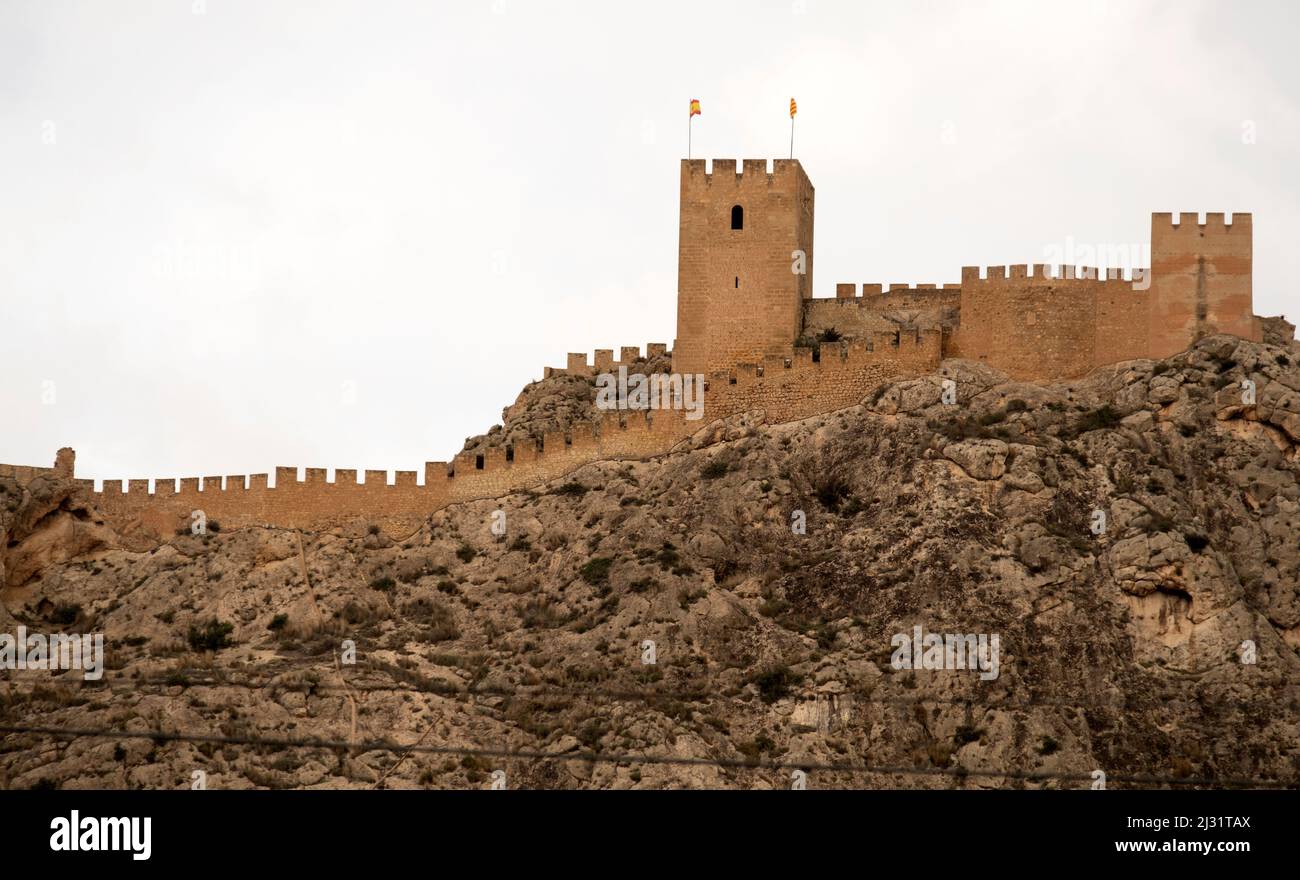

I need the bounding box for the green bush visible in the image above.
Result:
[580,557,614,585]
[752,665,799,703]
[700,460,729,480]
[187,619,235,652]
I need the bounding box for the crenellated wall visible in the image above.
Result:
[950,264,1150,380]
[4,334,939,536]
[544,342,670,379]
[794,197,1257,381]
[805,283,961,338]
[705,329,940,424]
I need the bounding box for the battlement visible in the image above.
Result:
[680,158,808,187]
[961,264,1150,284]
[1148,209,1256,358]
[830,282,961,299]
[79,418,696,506]
[9,319,941,536]
[1152,211,1251,234]
[543,343,671,378]
[62,409,690,535]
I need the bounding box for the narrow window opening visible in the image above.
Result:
[734,276,739,289]
[505,446,514,463]
[731,204,743,230]
[475,454,484,470]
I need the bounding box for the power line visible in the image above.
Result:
[0,722,1289,788]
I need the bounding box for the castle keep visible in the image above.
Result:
[5,158,1264,536]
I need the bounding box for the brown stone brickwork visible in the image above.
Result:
[949,265,1149,379]
[673,159,814,376]
[1148,212,1258,359]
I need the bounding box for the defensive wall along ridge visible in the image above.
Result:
[5,331,941,535]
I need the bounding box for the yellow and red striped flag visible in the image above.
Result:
[690,98,701,117]
[789,97,797,118]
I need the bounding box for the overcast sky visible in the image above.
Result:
[3,0,1298,486]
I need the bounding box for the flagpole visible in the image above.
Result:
[689,115,692,160]
[789,116,794,159]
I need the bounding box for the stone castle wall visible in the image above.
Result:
[812,215,1260,382]
[803,284,961,339]
[948,265,1150,379]
[6,333,941,536]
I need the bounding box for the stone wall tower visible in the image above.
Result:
[1148,212,1259,359]
[673,159,814,376]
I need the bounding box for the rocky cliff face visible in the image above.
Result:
[2,334,1297,789]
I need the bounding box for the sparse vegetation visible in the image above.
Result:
[752,665,799,704]
[186,619,235,652]
[1077,405,1122,432]
[579,557,614,585]
[700,460,729,480]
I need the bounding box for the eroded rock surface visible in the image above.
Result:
[1,335,1297,789]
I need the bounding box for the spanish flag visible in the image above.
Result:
[690,98,701,117]
[790,97,797,118]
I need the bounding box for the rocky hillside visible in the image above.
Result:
[2,334,1298,789]
[459,349,674,457]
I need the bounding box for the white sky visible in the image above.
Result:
[3,0,1298,485]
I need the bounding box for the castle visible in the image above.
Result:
[672,158,1257,379]
[3,158,1262,537]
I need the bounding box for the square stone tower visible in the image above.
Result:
[1148,212,1259,359]
[673,159,814,376]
